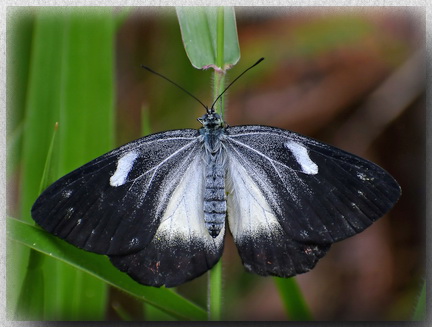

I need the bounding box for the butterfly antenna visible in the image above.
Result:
[141,64,209,111]
[210,57,265,112]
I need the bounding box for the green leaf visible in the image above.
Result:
[273,277,313,321]
[176,6,240,71]
[7,217,207,321]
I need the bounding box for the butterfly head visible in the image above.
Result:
[198,112,225,130]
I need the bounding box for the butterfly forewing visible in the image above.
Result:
[224,125,400,276]
[31,129,202,255]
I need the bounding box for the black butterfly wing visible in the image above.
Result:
[32,128,226,287]
[32,129,199,255]
[109,150,225,287]
[224,125,400,277]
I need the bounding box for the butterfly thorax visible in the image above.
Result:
[198,112,225,151]
[198,112,227,238]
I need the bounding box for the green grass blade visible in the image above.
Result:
[15,8,117,320]
[412,281,426,321]
[176,6,240,70]
[7,217,207,321]
[20,11,63,225]
[57,10,116,171]
[273,277,313,321]
[144,304,177,321]
[6,8,33,178]
[11,9,65,320]
[208,260,222,321]
[13,251,45,320]
[14,122,58,320]
[37,122,59,193]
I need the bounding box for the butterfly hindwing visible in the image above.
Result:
[225,152,331,277]
[224,125,400,277]
[109,153,225,287]
[31,129,202,256]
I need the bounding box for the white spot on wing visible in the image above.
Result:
[110,151,139,187]
[62,190,73,198]
[285,141,318,175]
[357,172,374,181]
[64,207,74,220]
[129,237,139,247]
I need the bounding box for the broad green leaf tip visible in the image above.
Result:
[176,6,240,72]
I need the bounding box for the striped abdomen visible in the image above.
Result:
[204,151,226,238]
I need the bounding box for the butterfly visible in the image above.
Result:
[31,59,401,288]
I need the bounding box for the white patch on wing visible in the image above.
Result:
[285,141,318,175]
[110,151,139,187]
[62,189,72,198]
[153,155,224,251]
[356,172,374,181]
[226,155,283,242]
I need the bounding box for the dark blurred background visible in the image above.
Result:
[110,7,425,321]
